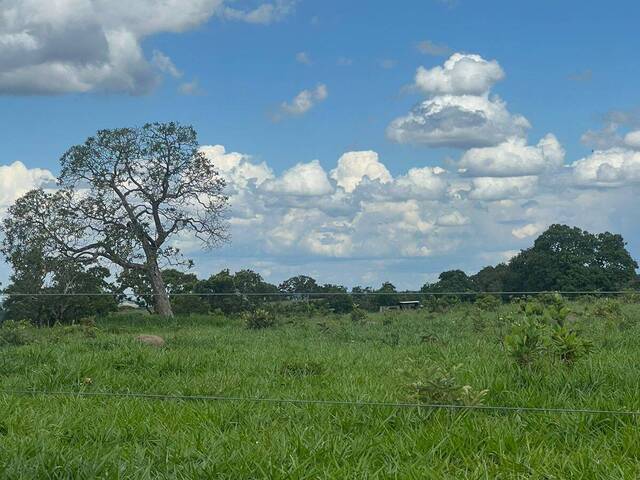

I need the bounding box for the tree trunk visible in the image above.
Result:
[147,260,173,317]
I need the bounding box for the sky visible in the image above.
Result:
[1,0,640,289]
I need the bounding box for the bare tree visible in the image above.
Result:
[1,122,228,316]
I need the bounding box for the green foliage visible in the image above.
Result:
[409,363,488,406]
[0,319,34,347]
[507,224,638,292]
[243,309,276,330]
[474,294,501,311]
[550,325,593,365]
[350,306,367,323]
[504,318,548,367]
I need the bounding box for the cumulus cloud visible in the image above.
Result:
[624,130,640,149]
[262,160,333,196]
[387,53,529,149]
[469,176,539,200]
[571,148,640,187]
[458,134,565,177]
[0,0,295,95]
[0,161,55,212]
[511,223,545,239]
[414,53,504,96]
[276,84,328,118]
[330,151,392,192]
[387,93,530,148]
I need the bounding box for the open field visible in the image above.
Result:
[2,299,640,478]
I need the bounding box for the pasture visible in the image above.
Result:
[2,297,640,478]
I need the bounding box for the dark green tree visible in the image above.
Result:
[506,224,638,292]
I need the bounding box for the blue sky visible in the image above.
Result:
[1,0,640,288]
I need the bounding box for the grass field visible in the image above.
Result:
[2,299,640,478]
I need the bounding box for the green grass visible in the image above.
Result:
[2,302,640,478]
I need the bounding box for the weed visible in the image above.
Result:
[409,363,488,406]
[280,360,324,377]
[0,320,34,347]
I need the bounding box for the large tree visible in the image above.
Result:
[506,224,638,292]
[0,123,229,316]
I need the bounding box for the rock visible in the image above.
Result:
[135,334,165,347]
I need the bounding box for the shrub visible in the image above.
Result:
[409,363,488,406]
[350,306,367,323]
[592,298,622,318]
[0,319,34,347]
[504,318,547,367]
[550,325,593,365]
[475,294,501,311]
[243,309,276,330]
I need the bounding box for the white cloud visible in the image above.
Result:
[262,160,333,196]
[624,130,640,149]
[387,93,530,148]
[277,84,328,118]
[0,161,55,212]
[571,148,640,187]
[151,50,182,78]
[458,134,564,177]
[330,151,392,193]
[0,0,294,95]
[221,0,296,24]
[511,223,545,239]
[414,53,504,96]
[388,53,529,149]
[437,211,469,226]
[469,176,539,200]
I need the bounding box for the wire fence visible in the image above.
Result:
[2,389,640,417]
[0,290,637,297]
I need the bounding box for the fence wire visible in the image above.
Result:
[2,389,640,417]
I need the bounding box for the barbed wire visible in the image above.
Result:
[0,291,636,297]
[2,389,639,416]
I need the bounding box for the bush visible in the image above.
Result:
[0,319,34,347]
[350,306,367,323]
[243,309,276,330]
[475,294,501,311]
[504,318,547,367]
[551,325,593,365]
[409,363,488,406]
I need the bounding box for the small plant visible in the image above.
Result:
[409,363,488,406]
[592,298,622,319]
[0,319,34,347]
[243,309,276,330]
[550,325,593,365]
[504,318,547,367]
[475,294,501,311]
[350,306,367,323]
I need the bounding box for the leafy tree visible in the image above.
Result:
[376,281,398,308]
[507,224,638,292]
[471,264,510,293]
[278,275,320,298]
[320,283,354,313]
[0,243,116,326]
[0,123,228,317]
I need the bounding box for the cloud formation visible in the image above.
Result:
[0,0,295,95]
[276,84,328,118]
[388,53,529,149]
